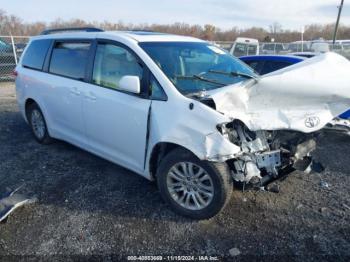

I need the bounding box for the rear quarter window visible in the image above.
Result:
[22,39,52,70]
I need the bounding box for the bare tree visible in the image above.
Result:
[269,22,282,36]
[202,24,216,40]
[1,9,350,43]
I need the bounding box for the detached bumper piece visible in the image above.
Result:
[0,186,36,223]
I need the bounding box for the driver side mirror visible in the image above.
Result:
[119,76,141,94]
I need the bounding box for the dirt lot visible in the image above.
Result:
[0,82,349,261]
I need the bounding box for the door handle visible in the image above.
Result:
[84,92,97,101]
[70,87,81,96]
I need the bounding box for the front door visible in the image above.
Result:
[83,42,151,173]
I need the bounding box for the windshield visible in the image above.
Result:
[140,42,257,95]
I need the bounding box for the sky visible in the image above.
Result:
[0,0,349,31]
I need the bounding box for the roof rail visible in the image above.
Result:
[40,27,104,35]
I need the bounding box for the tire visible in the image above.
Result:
[156,148,233,219]
[27,103,53,144]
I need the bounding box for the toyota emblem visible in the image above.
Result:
[305,116,320,128]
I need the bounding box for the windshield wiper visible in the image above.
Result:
[208,70,259,80]
[175,74,226,86]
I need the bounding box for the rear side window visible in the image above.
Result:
[49,42,91,80]
[244,60,264,75]
[22,39,52,70]
[245,60,259,70]
[260,61,291,75]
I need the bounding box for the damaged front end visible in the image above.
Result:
[203,52,350,187]
[218,120,321,187]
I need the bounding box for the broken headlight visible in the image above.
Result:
[217,122,239,144]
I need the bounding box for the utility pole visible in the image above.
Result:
[333,0,345,45]
[301,26,305,52]
[10,34,18,65]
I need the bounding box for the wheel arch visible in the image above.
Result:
[148,142,199,180]
[24,98,37,121]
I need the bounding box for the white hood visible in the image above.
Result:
[208,52,350,133]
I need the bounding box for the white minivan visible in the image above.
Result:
[15,28,350,219]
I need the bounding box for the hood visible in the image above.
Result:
[207,52,350,133]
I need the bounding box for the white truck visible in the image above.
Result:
[230,37,259,57]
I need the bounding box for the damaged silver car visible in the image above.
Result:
[16,30,350,219]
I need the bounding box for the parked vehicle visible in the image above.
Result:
[15,28,350,219]
[310,41,330,53]
[0,39,17,79]
[212,41,232,51]
[240,54,350,119]
[0,39,12,53]
[239,55,305,75]
[287,41,311,53]
[328,40,350,60]
[260,43,288,55]
[14,42,27,53]
[229,37,259,57]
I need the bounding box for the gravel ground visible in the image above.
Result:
[0,82,349,261]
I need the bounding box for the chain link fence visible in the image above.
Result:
[1,36,349,82]
[0,36,30,81]
[215,40,350,59]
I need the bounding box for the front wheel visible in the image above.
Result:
[156,148,233,219]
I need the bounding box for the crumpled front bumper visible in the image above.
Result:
[229,127,323,187]
[325,118,350,135]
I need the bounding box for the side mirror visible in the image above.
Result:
[119,76,141,94]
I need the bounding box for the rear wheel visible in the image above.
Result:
[27,103,53,144]
[156,148,233,219]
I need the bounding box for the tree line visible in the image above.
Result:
[1,9,349,42]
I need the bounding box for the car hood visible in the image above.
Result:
[207,52,350,133]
